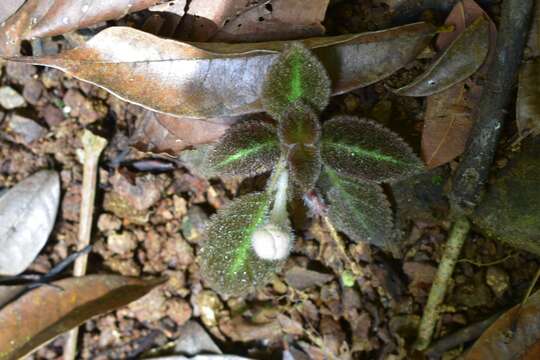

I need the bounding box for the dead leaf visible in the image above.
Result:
[525,0,540,59]
[0,275,165,360]
[421,0,496,168]
[0,285,25,309]
[6,22,434,119]
[516,60,540,138]
[0,0,25,23]
[391,16,489,97]
[0,0,163,56]
[151,356,254,360]
[0,170,60,276]
[464,289,540,360]
[130,111,238,155]
[212,0,329,42]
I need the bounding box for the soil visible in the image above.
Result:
[0,0,537,359]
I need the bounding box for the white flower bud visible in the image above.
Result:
[252,223,291,261]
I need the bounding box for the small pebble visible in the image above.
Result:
[0,86,26,110]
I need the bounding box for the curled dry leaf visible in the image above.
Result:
[464,289,540,360]
[421,0,497,168]
[0,170,60,276]
[0,275,165,360]
[150,356,254,360]
[5,22,435,119]
[391,15,490,97]
[0,0,163,56]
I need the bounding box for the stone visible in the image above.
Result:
[6,114,47,145]
[63,88,105,125]
[22,79,44,105]
[40,104,65,127]
[486,266,510,297]
[107,231,137,256]
[0,86,26,109]
[6,62,36,84]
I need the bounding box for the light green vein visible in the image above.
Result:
[216,141,277,168]
[288,53,303,102]
[324,142,404,165]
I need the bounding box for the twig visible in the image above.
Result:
[415,0,534,351]
[63,130,107,360]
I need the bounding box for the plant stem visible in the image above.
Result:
[415,0,534,350]
[414,216,470,350]
[63,130,107,360]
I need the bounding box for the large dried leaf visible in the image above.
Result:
[0,0,24,23]
[464,289,540,360]
[130,111,237,155]
[5,22,435,118]
[212,0,329,42]
[392,16,490,96]
[262,42,330,119]
[321,116,424,183]
[320,168,394,248]
[205,121,280,178]
[0,170,60,276]
[421,0,496,168]
[0,0,162,55]
[516,60,540,138]
[422,80,480,168]
[199,192,287,296]
[0,275,164,360]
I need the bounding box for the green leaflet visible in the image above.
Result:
[321,116,424,183]
[205,121,280,177]
[262,42,331,120]
[321,168,394,248]
[199,192,284,296]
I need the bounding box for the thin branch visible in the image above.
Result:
[63,130,107,360]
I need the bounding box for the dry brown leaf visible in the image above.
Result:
[464,289,540,360]
[212,0,329,42]
[0,0,25,23]
[0,0,163,56]
[6,22,434,119]
[0,275,165,360]
[130,111,238,154]
[421,0,496,168]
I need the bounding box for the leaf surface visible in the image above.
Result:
[0,275,164,360]
[5,23,435,118]
[321,116,423,183]
[0,170,60,276]
[464,289,540,360]
[0,0,160,56]
[320,168,394,248]
[288,144,321,191]
[205,121,280,178]
[262,42,330,119]
[0,0,24,23]
[199,192,287,296]
[391,16,490,97]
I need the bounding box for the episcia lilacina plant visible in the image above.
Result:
[199,42,424,296]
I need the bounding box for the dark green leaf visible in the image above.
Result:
[391,16,490,97]
[321,116,424,183]
[321,168,394,248]
[288,144,321,191]
[205,121,280,177]
[199,192,289,296]
[278,101,321,146]
[262,42,331,119]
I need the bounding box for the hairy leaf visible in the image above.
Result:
[199,192,288,296]
[321,168,394,248]
[278,101,321,146]
[4,23,435,118]
[0,275,165,360]
[391,16,490,97]
[262,42,330,119]
[321,116,424,183]
[464,289,540,360]
[205,121,280,178]
[0,170,60,276]
[0,0,160,56]
[288,144,321,191]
